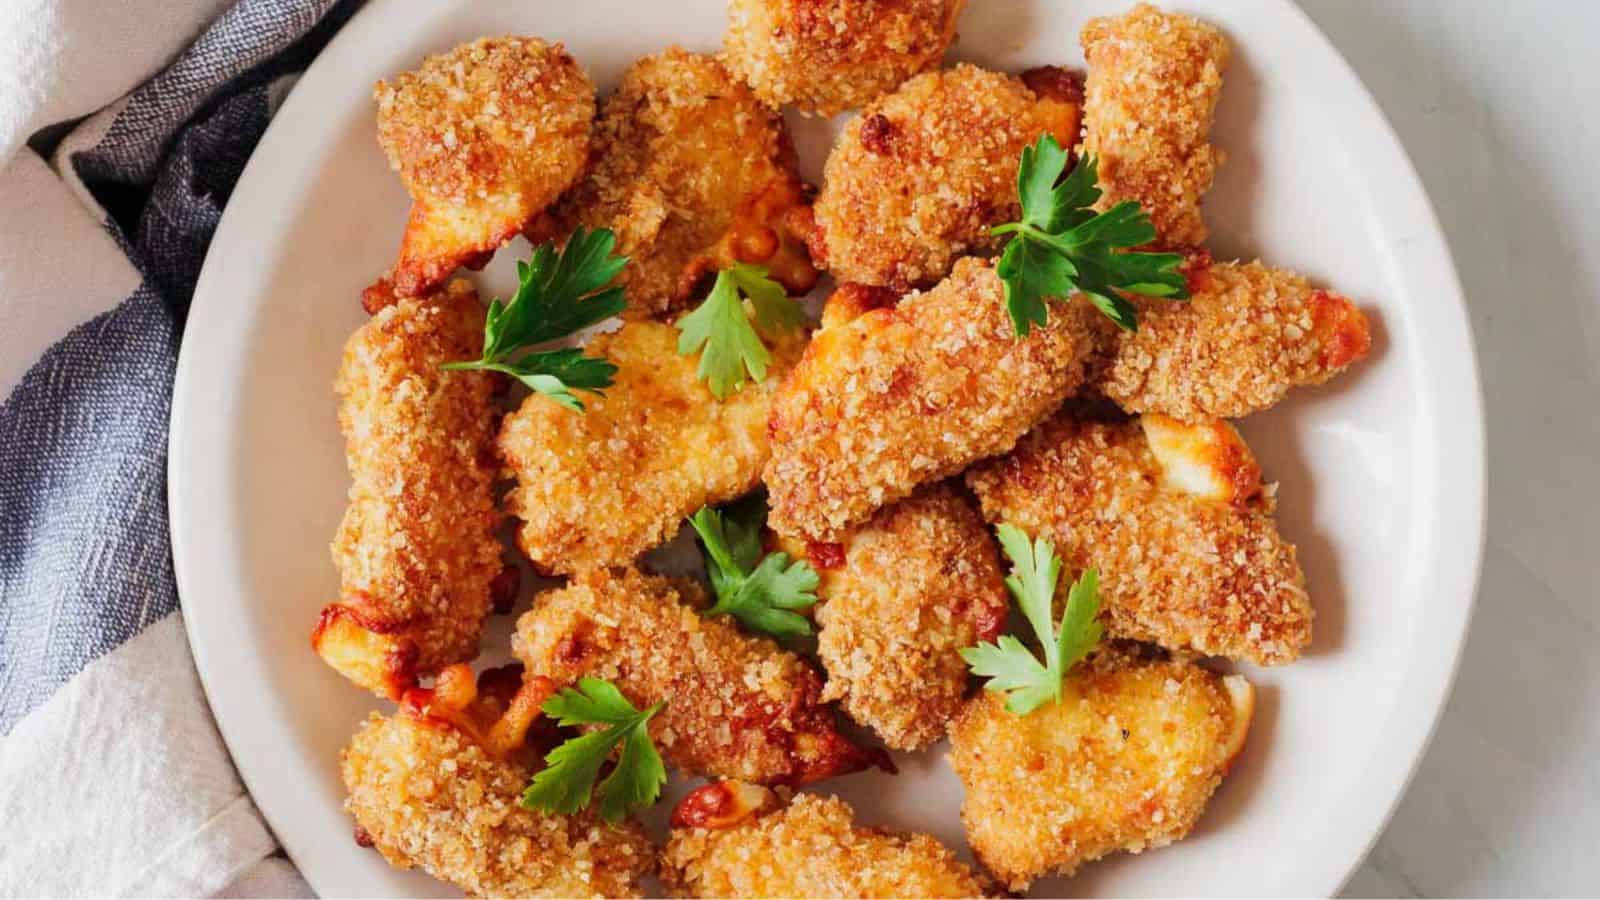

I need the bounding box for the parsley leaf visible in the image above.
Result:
[444,226,628,411]
[991,136,1189,335]
[677,263,806,399]
[960,524,1103,715]
[520,677,666,825]
[687,496,819,638]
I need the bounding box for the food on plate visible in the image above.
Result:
[372,37,594,303]
[537,48,817,319]
[498,320,802,575]
[722,0,967,117]
[765,257,1099,540]
[949,643,1254,890]
[312,281,503,698]
[511,567,882,785]
[777,483,1008,750]
[663,782,995,898]
[1096,254,1373,421]
[808,64,1083,290]
[966,410,1313,664]
[342,666,654,898]
[1081,3,1230,249]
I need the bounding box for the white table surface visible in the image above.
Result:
[1290,1,1600,896]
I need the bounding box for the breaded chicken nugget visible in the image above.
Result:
[512,567,881,785]
[543,48,817,319]
[778,484,1007,750]
[809,64,1083,289]
[966,411,1312,664]
[313,281,503,698]
[1081,4,1230,248]
[1097,255,1372,422]
[722,0,967,117]
[342,668,654,898]
[663,782,995,898]
[765,257,1100,540]
[374,38,594,300]
[499,320,801,575]
[948,644,1254,891]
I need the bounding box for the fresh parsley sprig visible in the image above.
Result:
[443,226,628,411]
[520,677,666,825]
[961,524,1103,716]
[677,262,807,399]
[688,496,819,638]
[991,136,1188,335]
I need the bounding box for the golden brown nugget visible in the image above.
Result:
[949,645,1254,891]
[966,411,1313,665]
[809,64,1084,289]
[663,782,995,898]
[499,320,801,575]
[722,0,967,117]
[779,484,1008,750]
[374,37,594,299]
[765,257,1100,541]
[543,48,817,319]
[342,668,653,898]
[512,567,882,785]
[1081,4,1230,248]
[1097,255,1373,422]
[313,282,502,698]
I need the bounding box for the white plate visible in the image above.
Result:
[169,0,1485,896]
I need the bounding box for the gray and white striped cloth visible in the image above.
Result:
[0,1,358,894]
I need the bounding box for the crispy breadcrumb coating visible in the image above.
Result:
[663,783,995,898]
[342,705,653,897]
[965,411,1312,665]
[949,644,1254,891]
[541,48,817,319]
[1098,255,1372,422]
[512,567,881,785]
[313,282,502,698]
[498,321,801,575]
[765,257,1099,540]
[779,484,1007,750]
[1081,4,1229,248]
[722,0,967,117]
[375,37,594,298]
[809,64,1083,289]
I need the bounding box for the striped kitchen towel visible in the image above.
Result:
[0,1,359,894]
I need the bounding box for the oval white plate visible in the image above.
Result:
[170,0,1484,895]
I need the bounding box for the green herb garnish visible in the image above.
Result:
[687,497,819,638]
[676,262,806,399]
[520,677,666,825]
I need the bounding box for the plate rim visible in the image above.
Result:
[168,0,1486,895]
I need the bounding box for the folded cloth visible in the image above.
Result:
[0,0,360,894]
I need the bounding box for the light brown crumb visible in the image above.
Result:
[663,784,995,897]
[498,320,802,575]
[810,64,1083,289]
[965,411,1312,665]
[765,257,1099,540]
[948,644,1254,891]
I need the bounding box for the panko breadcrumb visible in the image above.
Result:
[511,567,880,785]
[765,257,1100,540]
[1081,4,1229,248]
[342,709,653,898]
[374,37,594,299]
[965,411,1313,665]
[722,0,967,117]
[541,48,817,319]
[313,281,502,698]
[663,783,995,898]
[779,483,1007,750]
[1097,255,1372,422]
[809,64,1083,289]
[949,644,1254,891]
[498,320,801,575]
